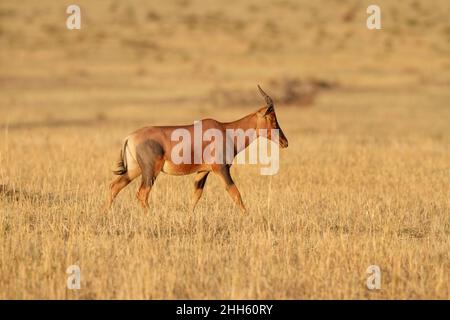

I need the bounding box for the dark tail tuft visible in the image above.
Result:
[113,140,128,175]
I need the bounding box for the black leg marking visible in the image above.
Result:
[194,173,208,189]
[219,165,234,187]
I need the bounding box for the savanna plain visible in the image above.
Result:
[0,0,449,299]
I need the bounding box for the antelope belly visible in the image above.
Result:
[162,162,208,175]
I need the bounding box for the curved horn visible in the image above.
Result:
[257,85,273,107]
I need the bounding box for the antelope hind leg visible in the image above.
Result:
[135,139,165,211]
[106,175,130,211]
[105,167,141,212]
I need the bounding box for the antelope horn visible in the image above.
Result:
[257,85,274,107]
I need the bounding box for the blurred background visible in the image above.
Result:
[1,0,449,124]
[0,0,449,299]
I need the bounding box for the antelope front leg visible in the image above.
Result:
[191,171,210,213]
[212,165,247,214]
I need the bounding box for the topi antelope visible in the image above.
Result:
[106,85,288,213]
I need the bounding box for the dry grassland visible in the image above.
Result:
[0,0,449,299]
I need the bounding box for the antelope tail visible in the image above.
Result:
[113,140,128,175]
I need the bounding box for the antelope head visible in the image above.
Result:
[256,85,289,148]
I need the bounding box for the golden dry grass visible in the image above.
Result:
[0,0,449,299]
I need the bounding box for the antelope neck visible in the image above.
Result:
[223,112,257,131]
[223,112,259,154]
